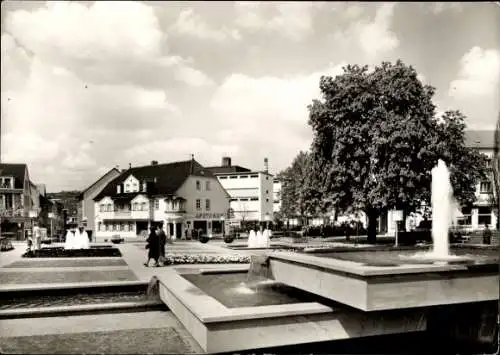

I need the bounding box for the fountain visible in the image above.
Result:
[153,161,498,353]
[247,227,271,249]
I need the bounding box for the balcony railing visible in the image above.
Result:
[99,210,149,220]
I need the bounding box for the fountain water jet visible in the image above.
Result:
[430,159,453,258]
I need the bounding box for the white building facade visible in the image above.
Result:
[93,160,230,242]
[206,158,274,225]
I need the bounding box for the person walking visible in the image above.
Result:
[483,223,492,245]
[156,225,167,266]
[144,226,160,267]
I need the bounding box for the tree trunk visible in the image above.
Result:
[366,208,379,244]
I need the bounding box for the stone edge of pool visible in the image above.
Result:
[0,280,149,293]
[0,300,166,320]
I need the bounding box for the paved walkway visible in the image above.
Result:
[0,311,203,354]
[118,240,249,282]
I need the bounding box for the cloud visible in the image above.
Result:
[234,2,321,41]
[122,138,240,166]
[170,8,241,42]
[3,1,212,89]
[449,46,500,99]
[333,3,399,59]
[448,46,500,128]
[210,63,346,170]
[429,3,465,15]
[1,1,212,190]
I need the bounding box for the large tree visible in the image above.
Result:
[493,113,500,229]
[277,151,313,225]
[308,60,488,243]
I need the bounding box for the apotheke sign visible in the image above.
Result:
[193,212,224,219]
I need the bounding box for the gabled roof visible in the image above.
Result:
[78,167,121,200]
[0,163,27,189]
[93,159,215,201]
[205,165,252,174]
[465,130,495,149]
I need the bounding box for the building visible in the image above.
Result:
[39,194,65,238]
[273,178,281,214]
[462,130,498,230]
[93,159,230,242]
[205,157,274,225]
[0,163,37,239]
[78,167,121,235]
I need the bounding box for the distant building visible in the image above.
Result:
[78,167,121,235]
[93,159,230,242]
[462,130,497,230]
[0,163,38,239]
[206,157,274,225]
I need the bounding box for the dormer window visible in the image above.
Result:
[117,185,121,194]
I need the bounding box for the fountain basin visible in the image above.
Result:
[267,246,499,312]
[156,266,427,353]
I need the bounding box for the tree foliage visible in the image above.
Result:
[493,113,500,228]
[277,151,312,224]
[307,59,488,242]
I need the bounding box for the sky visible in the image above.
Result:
[1,1,499,192]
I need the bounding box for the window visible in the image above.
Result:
[129,222,134,231]
[250,197,258,201]
[478,206,492,226]
[98,222,102,231]
[112,224,117,231]
[240,176,248,179]
[100,204,104,212]
[105,224,110,231]
[250,175,258,178]
[120,223,124,231]
[125,184,130,192]
[132,202,138,211]
[196,180,201,190]
[220,176,227,179]
[266,176,268,180]
[480,181,492,194]
[107,204,112,212]
[230,198,237,202]
[206,181,211,191]
[265,190,269,194]
[230,176,237,179]
[266,198,269,203]
[196,199,201,210]
[155,199,159,210]
[141,202,146,211]
[205,199,211,211]
[125,223,129,232]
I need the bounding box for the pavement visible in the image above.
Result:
[0,240,246,354]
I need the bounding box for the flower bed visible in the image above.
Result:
[22,247,122,258]
[163,253,251,265]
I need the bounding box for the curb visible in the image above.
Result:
[0,300,166,319]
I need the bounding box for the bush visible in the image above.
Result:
[111,235,124,244]
[199,235,210,244]
[223,235,235,244]
[302,222,367,237]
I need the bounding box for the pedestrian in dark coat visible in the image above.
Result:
[156,226,167,264]
[144,226,159,267]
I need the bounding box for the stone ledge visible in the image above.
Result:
[0,300,166,320]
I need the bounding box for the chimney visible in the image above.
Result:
[151,160,158,166]
[129,163,132,169]
[222,157,231,167]
[264,157,269,173]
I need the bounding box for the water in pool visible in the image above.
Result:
[182,272,332,308]
[1,291,148,310]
